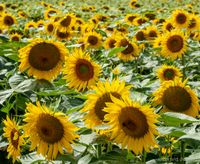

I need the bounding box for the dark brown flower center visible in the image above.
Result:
[60,16,72,27]
[149,31,157,38]
[56,30,70,39]
[163,69,175,80]
[87,35,98,45]
[0,6,4,11]
[136,31,145,41]
[36,113,64,144]
[12,36,20,41]
[47,24,54,32]
[75,59,94,81]
[166,23,173,31]
[95,92,121,121]
[4,16,14,26]
[10,129,19,149]
[119,107,149,138]
[176,13,187,24]
[28,42,61,71]
[166,35,184,52]
[108,39,116,48]
[128,16,136,22]
[137,18,146,25]
[162,86,192,112]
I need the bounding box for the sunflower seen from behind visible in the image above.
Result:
[82,78,132,130]
[160,30,187,59]
[104,96,159,154]
[23,101,79,160]
[3,116,24,163]
[156,65,182,82]
[19,38,68,81]
[153,78,199,117]
[63,49,101,91]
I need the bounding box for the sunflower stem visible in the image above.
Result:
[181,54,186,80]
[142,150,147,163]
[97,144,102,158]
[180,140,185,163]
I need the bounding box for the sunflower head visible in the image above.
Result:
[156,65,183,82]
[55,29,71,41]
[84,31,102,49]
[23,101,79,160]
[172,9,189,28]
[153,78,199,117]
[63,48,101,91]
[58,13,75,31]
[10,33,22,42]
[145,26,159,40]
[115,36,140,61]
[3,116,24,163]
[45,21,56,34]
[19,38,68,81]
[104,96,159,154]
[82,78,132,131]
[162,19,174,32]
[104,35,117,49]
[0,4,5,12]
[187,14,200,32]
[0,13,16,28]
[160,30,187,59]
[125,14,139,24]
[134,30,146,41]
[44,8,59,19]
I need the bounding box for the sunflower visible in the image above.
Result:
[19,38,68,81]
[104,35,117,49]
[0,13,16,28]
[57,13,76,31]
[44,8,59,20]
[84,31,102,49]
[45,21,56,34]
[82,78,132,130]
[23,101,79,160]
[134,30,146,41]
[162,19,174,32]
[124,14,139,24]
[160,30,187,59]
[103,96,159,154]
[156,65,183,82]
[145,26,160,40]
[133,17,148,26]
[153,78,199,117]
[187,14,200,32]
[10,33,22,42]
[18,11,28,18]
[37,20,44,28]
[3,116,24,163]
[115,37,140,61]
[0,4,5,12]
[153,35,164,48]
[24,21,37,31]
[55,29,72,41]
[63,49,101,91]
[129,0,137,8]
[171,9,189,29]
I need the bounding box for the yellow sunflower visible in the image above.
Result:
[156,65,183,82]
[171,9,190,29]
[82,78,132,130]
[162,19,174,32]
[124,14,139,25]
[104,35,117,49]
[153,78,199,117]
[3,116,24,163]
[0,13,16,28]
[104,96,159,154]
[23,101,79,160]
[45,21,56,35]
[0,4,5,12]
[153,35,164,48]
[55,29,72,41]
[18,11,28,18]
[115,36,140,61]
[129,0,137,8]
[10,33,22,42]
[145,26,160,40]
[19,38,68,81]
[134,29,146,41]
[24,21,37,31]
[44,8,59,20]
[160,30,187,59]
[187,14,200,32]
[84,31,102,49]
[63,49,101,91]
[57,13,76,31]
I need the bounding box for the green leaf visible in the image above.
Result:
[14,79,36,93]
[160,112,199,126]
[0,89,13,105]
[185,152,200,163]
[179,133,200,141]
[78,154,93,164]
[36,89,77,96]
[107,47,126,57]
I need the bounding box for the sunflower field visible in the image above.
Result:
[0,0,200,163]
